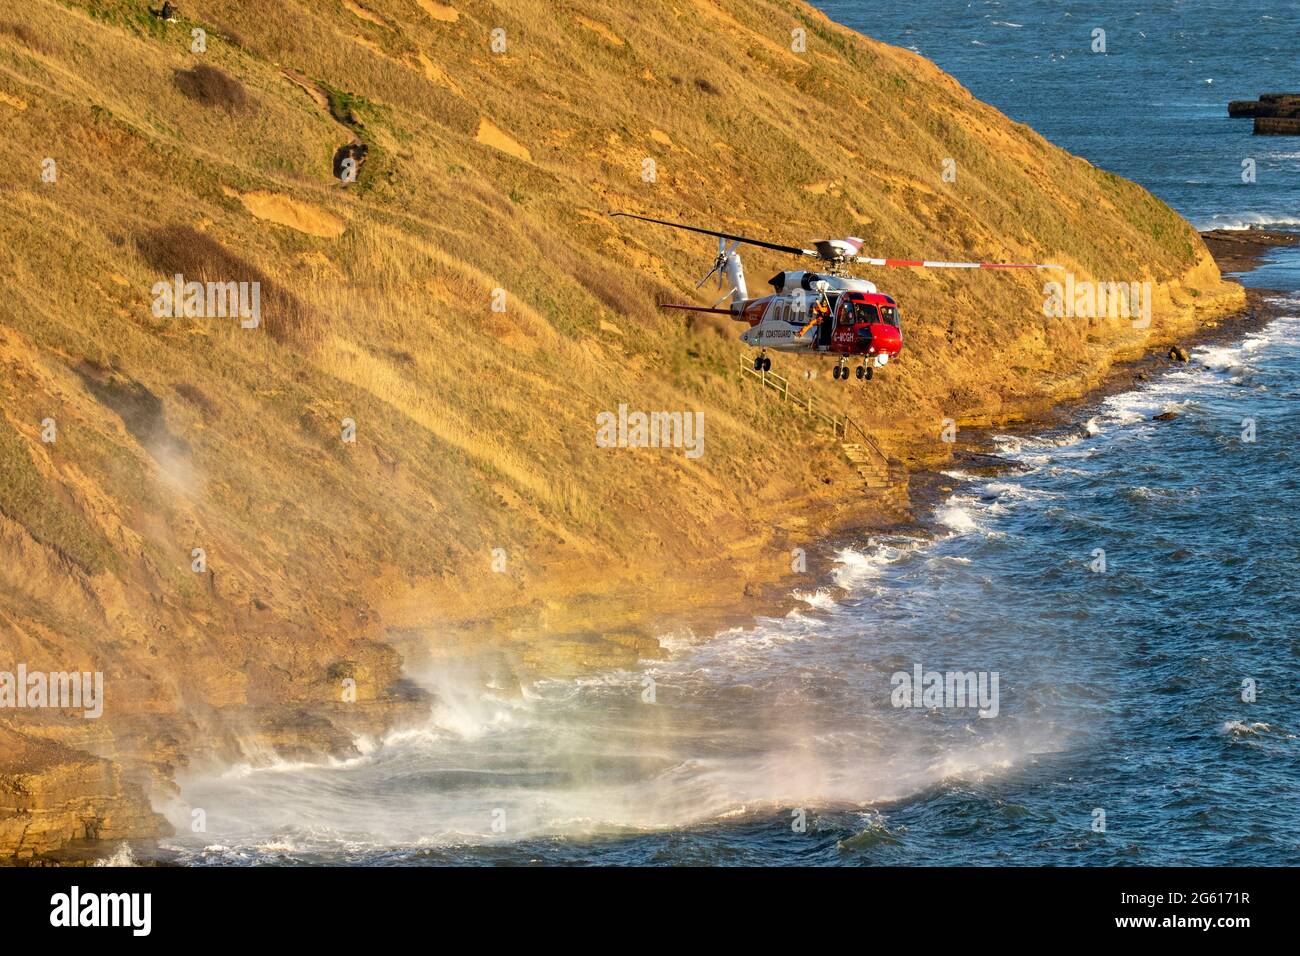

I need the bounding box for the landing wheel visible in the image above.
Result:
[832,365,842,380]
[762,356,772,372]
[754,355,763,371]
[865,365,874,381]
[855,365,865,380]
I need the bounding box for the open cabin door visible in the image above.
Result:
[817,292,839,349]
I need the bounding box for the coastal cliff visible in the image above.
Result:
[0,0,1243,859]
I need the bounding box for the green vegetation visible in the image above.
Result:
[320,82,372,130]
[0,419,110,575]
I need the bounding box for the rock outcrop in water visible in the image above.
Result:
[0,0,1244,860]
[1227,93,1300,135]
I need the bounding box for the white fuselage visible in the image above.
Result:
[738,272,877,352]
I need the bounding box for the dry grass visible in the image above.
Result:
[0,20,49,53]
[134,225,319,346]
[173,382,217,419]
[0,418,109,575]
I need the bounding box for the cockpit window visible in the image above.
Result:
[849,301,879,324]
[879,306,900,327]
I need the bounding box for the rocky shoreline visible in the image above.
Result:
[0,728,165,865]
[915,283,1290,510]
[1200,228,1300,273]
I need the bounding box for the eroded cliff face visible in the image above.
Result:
[0,0,1242,858]
[0,727,167,860]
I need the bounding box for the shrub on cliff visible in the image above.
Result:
[134,225,319,347]
[173,64,248,110]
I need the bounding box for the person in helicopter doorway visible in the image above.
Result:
[811,294,831,325]
[809,292,833,346]
[796,292,832,341]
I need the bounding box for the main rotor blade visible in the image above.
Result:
[612,212,815,258]
[854,255,1063,270]
[660,303,737,315]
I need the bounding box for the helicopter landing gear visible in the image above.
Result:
[856,363,873,381]
[833,356,850,381]
[753,350,771,372]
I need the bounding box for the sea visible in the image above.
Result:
[157,0,1298,866]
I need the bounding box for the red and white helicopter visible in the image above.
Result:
[613,212,1062,380]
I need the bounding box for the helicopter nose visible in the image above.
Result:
[871,323,902,355]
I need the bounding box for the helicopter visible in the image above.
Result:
[612,212,1062,381]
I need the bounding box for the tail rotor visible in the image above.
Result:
[697,236,740,290]
[697,236,744,306]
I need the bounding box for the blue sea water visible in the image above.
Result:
[818,0,1300,231]
[159,2,1299,866]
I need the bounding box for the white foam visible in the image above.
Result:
[1194,212,1300,231]
[792,587,838,611]
[1197,344,1253,375]
[1221,720,1296,739]
[255,840,297,853]
[95,843,137,867]
[981,480,1054,502]
[221,750,373,778]
[990,434,1043,462]
[830,546,885,589]
[935,498,980,533]
[1222,719,1270,736]
[992,429,1086,466]
[831,536,927,590]
[1100,387,1187,426]
[653,628,702,655]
